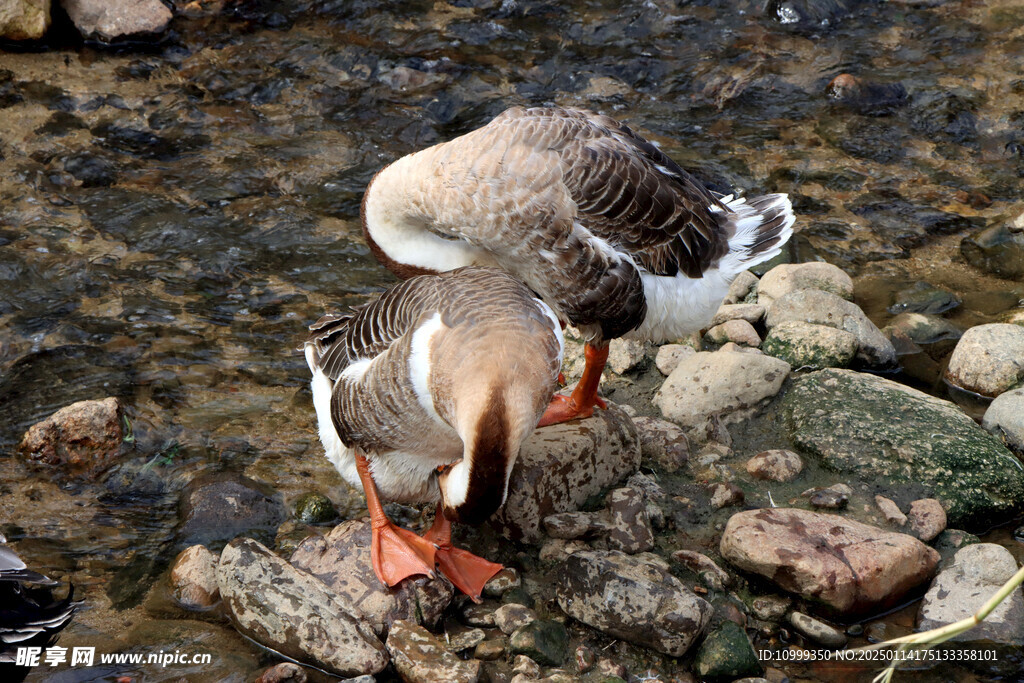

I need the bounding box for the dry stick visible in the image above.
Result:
[847,564,1024,683]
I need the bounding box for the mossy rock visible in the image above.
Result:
[761,321,857,370]
[782,369,1024,529]
[693,621,762,681]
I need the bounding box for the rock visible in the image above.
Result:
[888,282,961,315]
[826,73,908,116]
[655,344,696,376]
[886,313,962,345]
[474,639,506,660]
[693,621,762,682]
[654,351,790,429]
[169,545,219,610]
[493,404,640,543]
[538,538,589,563]
[961,223,1024,280]
[607,338,648,374]
[460,603,496,628]
[945,324,1024,397]
[606,487,654,553]
[983,387,1024,453]
[933,529,980,558]
[293,492,337,524]
[62,0,172,41]
[386,620,481,683]
[725,270,760,304]
[671,550,731,591]
[708,482,745,509]
[761,321,858,370]
[704,319,761,347]
[750,595,791,622]
[757,262,853,306]
[216,538,387,677]
[512,654,541,678]
[765,289,896,368]
[806,484,849,510]
[509,620,568,667]
[631,416,689,473]
[289,520,454,636]
[874,496,908,527]
[782,369,1024,528]
[255,663,307,683]
[177,472,286,547]
[494,603,536,635]
[788,612,846,647]
[745,449,803,482]
[720,508,939,614]
[918,544,1024,647]
[18,397,124,481]
[556,550,712,656]
[542,511,604,539]
[483,567,521,598]
[711,304,767,327]
[907,499,947,541]
[0,0,49,39]
[445,627,486,652]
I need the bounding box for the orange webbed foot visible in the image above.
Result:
[371,519,438,588]
[537,392,606,427]
[423,509,503,602]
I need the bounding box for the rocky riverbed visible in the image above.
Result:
[2,1,1024,682]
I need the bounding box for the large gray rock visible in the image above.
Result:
[782,369,1024,528]
[217,538,387,677]
[62,0,171,41]
[555,550,712,656]
[765,289,896,368]
[289,520,455,636]
[18,397,124,481]
[720,508,939,614]
[983,387,1024,454]
[918,544,1024,646]
[757,262,854,306]
[177,472,286,547]
[654,350,790,429]
[0,0,49,39]
[492,404,640,543]
[945,324,1024,397]
[386,620,481,683]
[761,321,858,370]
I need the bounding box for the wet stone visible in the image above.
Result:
[445,627,486,652]
[575,644,596,673]
[907,498,947,542]
[806,484,849,510]
[693,621,762,682]
[886,313,962,346]
[631,416,689,473]
[961,223,1024,280]
[750,595,791,622]
[63,0,172,41]
[512,654,541,678]
[654,343,695,376]
[509,620,569,667]
[888,281,961,315]
[945,324,1024,397]
[542,511,602,539]
[18,397,124,482]
[556,550,712,656]
[386,620,482,683]
[788,612,847,647]
[501,586,535,608]
[704,319,761,348]
[746,449,803,482]
[671,550,731,591]
[494,603,536,635]
[293,492,337,524]
[177,472,286,548]
[874,495,908,527]
[255,662,307,683]
[983,387,1024,454]
[483,567,521,598]
[460,602,496,628]
[217,538,387,677]
[169,544,220,610]
[289,520,454,636]
[709,482,745,510]
[606,487,654,554]
[473,639,506,660]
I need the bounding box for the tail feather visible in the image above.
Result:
[718,193,795,276]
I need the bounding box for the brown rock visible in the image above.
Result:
[606,487,654,553]
[169,545,220,610]
[907,499,947,542]
[255,663,306,683]
[62,0,171,41]
[0,0,50,39]
[19,397,124,480]
[632,416,690,473]
[542,511,604,539]
[708,482,745,509]
[290,520,454,636]
[492,404,640,543]
[719,508,939,614]
[745,450,803,482]
[474,639,506,660]
[494,603,536,635]
[672,550,731,591]
[386,620,481,683]
[874,495,907,527]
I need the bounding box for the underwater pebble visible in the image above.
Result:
[169,544,220,610]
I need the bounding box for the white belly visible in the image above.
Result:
[625,268,731,342]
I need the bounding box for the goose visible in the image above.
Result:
[304,266,563,599]
[1,533,77,682]
[361,106,795,424]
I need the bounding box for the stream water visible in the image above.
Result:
[1,0,1023,681]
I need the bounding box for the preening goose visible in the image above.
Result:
[361,106,795,424]
[304,267,563,599]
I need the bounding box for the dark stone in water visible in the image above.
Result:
[293,492,338,524]
[765,0,860,31]
[826,73,908,116]
[177,472,286,549]
[961,223,1024,280]
[848,197,977,250]
[509,619,569,667]
[910,90,980,145]
[888,281,961,315]
[693,621,762,682]
[35,111,87,136]
[91,121,209,160]
[63,152,119,187]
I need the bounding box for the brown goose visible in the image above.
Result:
[304,267,563,599]
[361,106,794,424]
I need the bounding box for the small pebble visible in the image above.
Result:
[494,603,537,635]
[596,657,627,678]
[746,449,803,482]
[708,482,745,509]
[513,654,541,678]
[483,567,521,598]
[461,603,496,627]
[788,611,847,647]
[474,639,506,661]
[574,645,595,673]
[874,495,907,526]
[907,498,947,541]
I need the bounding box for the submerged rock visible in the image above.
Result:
[961,223,1024,280]
[945,324,1024,397]
[289,520,454,636]
[983,387,1024,454]
[788,612,846,647]
[886,313,962,345]
[217,538,387,677]
[18,397,124,481]
[509,619,569,667]
[177,472,286,548]
[692,620,762,682]
[386,620,481,683]
[492,404,640,543]
[63,0,172,41]
[0,0,50,40]
[168,545,220,610]
[888,281,961,316]
[826,73,909,116]
[782,369,1024,528]
[556,550,712,656]
[654,350,790,429]
[761,321,858,370]
[720,508,939,614]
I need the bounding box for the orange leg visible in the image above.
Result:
[423,504,503,603]
[538,342,609,427]
[355,451,437,588]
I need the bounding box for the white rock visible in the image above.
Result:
[607,338,649,374]
[983,387,1024,453]
[758,262,854,306]
[63,0,172,40]
[945,324,1024,397]
[711,303,767,327]
[724,270,759,304]
[655,344,695,376]
[704,319,761,347]
[654,351,790,428]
